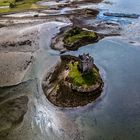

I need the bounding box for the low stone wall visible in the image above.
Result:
[62,79,103,94]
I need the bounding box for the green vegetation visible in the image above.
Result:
[0,0,45,14]
[63,27,98,50]
[68,61,99,87]
[9,2,16,8]
[0,0,10,6]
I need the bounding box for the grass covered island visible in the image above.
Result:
[51,27,100,52]
[63,27,99,50]
[42,54,104,107]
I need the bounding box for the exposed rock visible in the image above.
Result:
[0,25,39,52]
[65,8,99,17]
[0,40,32,48]
[84,8,99,16]
[71,0,103,4]
[103,1,113,5]
[52,26,99,52]
[0,96,28,137]
[104,12,140,19]
[90,21,121,35]
[0,24,5,28]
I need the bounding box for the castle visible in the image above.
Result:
[78,53,94,74]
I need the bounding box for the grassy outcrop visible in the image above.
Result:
[68,61,99,87]
[63,27,98,50]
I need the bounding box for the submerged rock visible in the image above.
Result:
[104,12,140,19]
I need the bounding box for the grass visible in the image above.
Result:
[0,0,13,6]
[64,27,97,46]
[68,61,99,87]
[66,31,96,45]
[0,0,46,14]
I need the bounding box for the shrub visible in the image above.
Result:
[9,2,16,8]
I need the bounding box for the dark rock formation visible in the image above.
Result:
[0,96,28,137]
[0,24,5,28]
[104,12,140,19]
[0,40,32,48]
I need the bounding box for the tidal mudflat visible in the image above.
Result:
[0,0,140,140]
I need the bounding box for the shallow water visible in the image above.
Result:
[99,0,140,45]
[102,0,140,14]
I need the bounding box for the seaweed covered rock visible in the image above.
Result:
[0,96,28,137]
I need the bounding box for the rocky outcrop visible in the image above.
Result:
[104,12,140,19]
[0,40,32,48]
[52,26,99,52]
[0,96,28,137]
[0,24,5,28]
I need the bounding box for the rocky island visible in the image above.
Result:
[42,53,103,107]
[52,27,100,52]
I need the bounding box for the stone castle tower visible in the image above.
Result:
[78,53,94,74]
